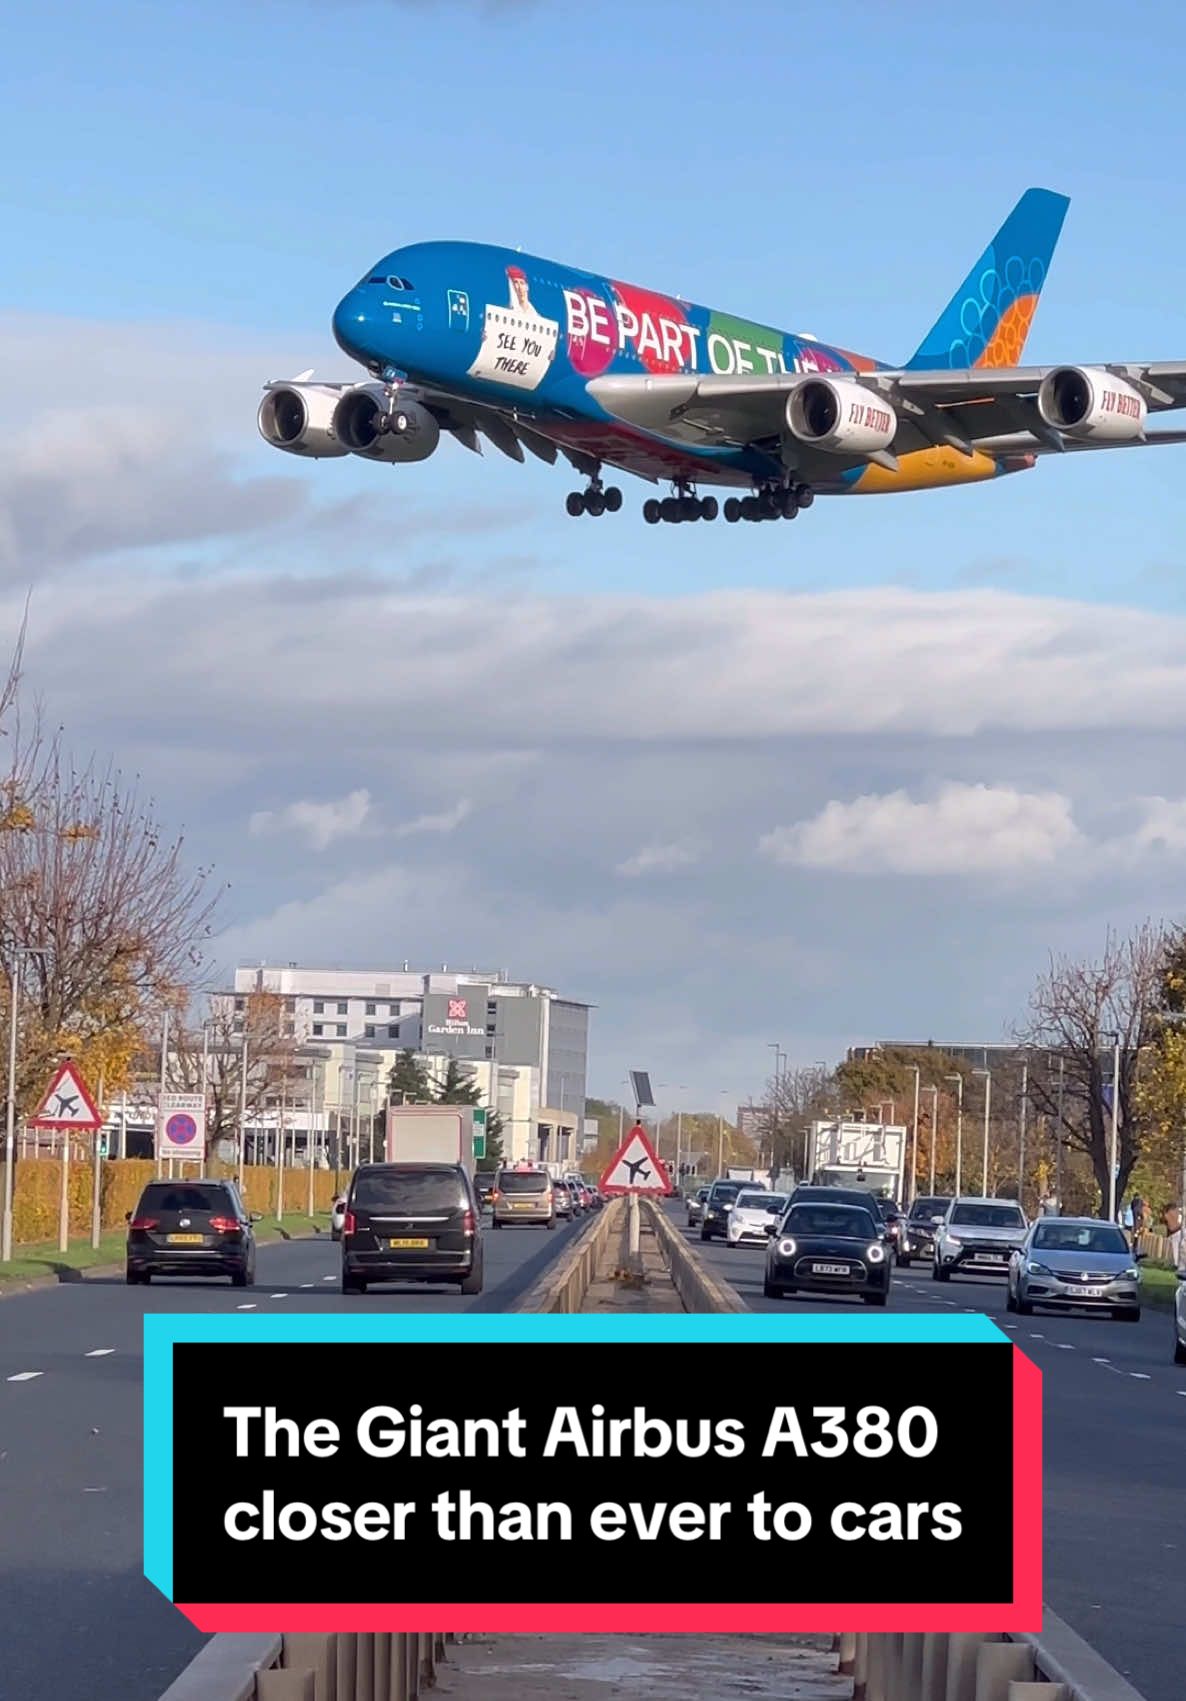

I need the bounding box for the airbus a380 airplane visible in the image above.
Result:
[259,189,1186,525]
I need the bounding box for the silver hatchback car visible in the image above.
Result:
[1008,1216,1142,1321]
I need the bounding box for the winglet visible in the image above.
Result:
[905,188,1070,371]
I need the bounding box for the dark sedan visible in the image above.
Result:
[763,1201,891,1305]
[896,1195,952,1267]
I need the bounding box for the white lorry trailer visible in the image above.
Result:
[805,1120,906,1200]
[385,1105,476,1179]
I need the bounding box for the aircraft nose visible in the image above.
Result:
[333,286,370,359]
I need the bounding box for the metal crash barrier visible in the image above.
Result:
[157,1631,457,1701]
[840,1611,1149,1701]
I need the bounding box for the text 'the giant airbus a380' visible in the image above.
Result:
[258,189,1186,525]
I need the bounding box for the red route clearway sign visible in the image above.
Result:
[29,1060,103,1131]
[598,1122,672,1194]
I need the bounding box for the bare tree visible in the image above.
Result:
[1019,923,1167,1209]
[763,1064,836,1176]
[167,992,299,1155]
[0,716,222,1114]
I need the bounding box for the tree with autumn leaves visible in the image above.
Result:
[0,638,220,1117]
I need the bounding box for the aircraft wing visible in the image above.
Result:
[587,363,1186,465]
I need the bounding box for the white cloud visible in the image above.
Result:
[616,841,699,878]
[249,788,371,851]
[760,783,1082,877]
[392,799,472,838]
[1121,796,1186,855]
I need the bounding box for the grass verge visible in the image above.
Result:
[0,1213,331,1288]
[1141,1261,1179,1311]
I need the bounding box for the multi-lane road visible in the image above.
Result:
[675,1207,1183,1701]
[0,1217,590,1701]
[2,1202,1179,1701]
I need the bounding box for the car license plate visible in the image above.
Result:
[387,1237,429,1249]
[812,1262,849,1276]
[974,1253,1005,1263]
[1077,1286,1106,1298]
[167,1233,203,1244]
[512,1201,533,1209]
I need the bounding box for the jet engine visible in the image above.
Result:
[257,384,350,457]
[1036,366,1146,441]
[785,377,897,456]
[332,387,441,463]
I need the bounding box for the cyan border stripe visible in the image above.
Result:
[143,1310,1006,1602]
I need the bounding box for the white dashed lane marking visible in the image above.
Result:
[7,1371,43,1382]
[84,1349,114,1358]
[1131,1372,1152,1380]
[236,1303,257,1311]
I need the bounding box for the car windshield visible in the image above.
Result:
[138,1185,232,1213]
[786,1205,877,1239]
[736,1192,786,1213]
[497,1172,549,1193]
[877,1199,902,1217]
[1032,1223,1129,1255]
[910,1197,951,1220]
[352,1169,464,1211]
[950,1202,1026,1228]
[712,1184,740,1201]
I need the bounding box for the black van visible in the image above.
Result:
[125,1179,260,1285]
[341,1163,483,1295]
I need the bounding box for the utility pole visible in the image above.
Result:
[928,1084,939,1194]
[909,1066,920,1207]
[237,1032,248,1194]
[1106,1033,1121,1224]
[945,1075,964,1195]
[1054,1054,1065,1212]
[972,1069,991,1197]
[1018,1059,1029,1213]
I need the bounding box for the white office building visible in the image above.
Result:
[216,963,591,1166]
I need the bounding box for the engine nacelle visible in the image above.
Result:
[1036,366,1146,441]
[257,384,350,457]
[332,388,441,463]
[785,377,897,456]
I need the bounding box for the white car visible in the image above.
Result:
[330,1194,346,1241]
[933,1197,1028,1280]
[1175,1261,1186,1365]
[727,1191,788,1247]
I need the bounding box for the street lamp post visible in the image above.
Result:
[927,1084,939,1194]
[236,1032,248,1193]
[1017,1058,1029,1213]
[908,1066,921,1207]
[1054,1054,1065,1211]
[3,947,47,1264]
[972,1069,991,1197]
[945,1075,964,1195]
[1102,1031,1121,1222]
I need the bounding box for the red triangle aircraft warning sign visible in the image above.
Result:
[599,1123,672,1194]
[29,1061,103,1131]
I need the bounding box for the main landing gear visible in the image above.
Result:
[641,482,720,525]
[566,476,623,517]
[722,482,815,523]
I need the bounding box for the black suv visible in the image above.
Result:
[125,1179,260,1286]
[897,1195,952,1267]
[342,1163,483,1295]
[700,1180,746,1241]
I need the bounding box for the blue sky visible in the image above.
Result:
[4,1,1186,1105]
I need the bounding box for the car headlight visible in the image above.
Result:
[866,1243,886,1263]
[1124,1266,1140,1279]
[777,1237,797,1258]
[1026,1261,1051,1275]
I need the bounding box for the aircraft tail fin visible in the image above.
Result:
[904,187,1070,372]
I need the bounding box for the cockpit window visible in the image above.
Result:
[387,275,414,290]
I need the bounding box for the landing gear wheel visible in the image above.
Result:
[661,497,680,523]
[643,498,661,524]
[780,490,799,519]
[741,497,760,522]
[681,497,700,521]
[565,491,585,517]
[723,497,742,523]
[585,492,606,517]
[701,496,719,521]
[604,486,622,513]
[795,484,815,509]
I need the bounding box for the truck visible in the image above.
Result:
[726,1166,760,1184]
[804,1120,906,1201]
[385,1105,476,1179]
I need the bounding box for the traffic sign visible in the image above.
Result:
[472,1106,488,1160]
[599,1123,671,1195]
[30,1061,103,1131]
[157,1092,207,1164]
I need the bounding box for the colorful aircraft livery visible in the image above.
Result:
[258,189,1186,525]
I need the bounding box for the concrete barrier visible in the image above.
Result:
[512,1194,624,1312]
[640,1195,747,1312]
[157,1631,457,1700]
[847,1610,1146,1701]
